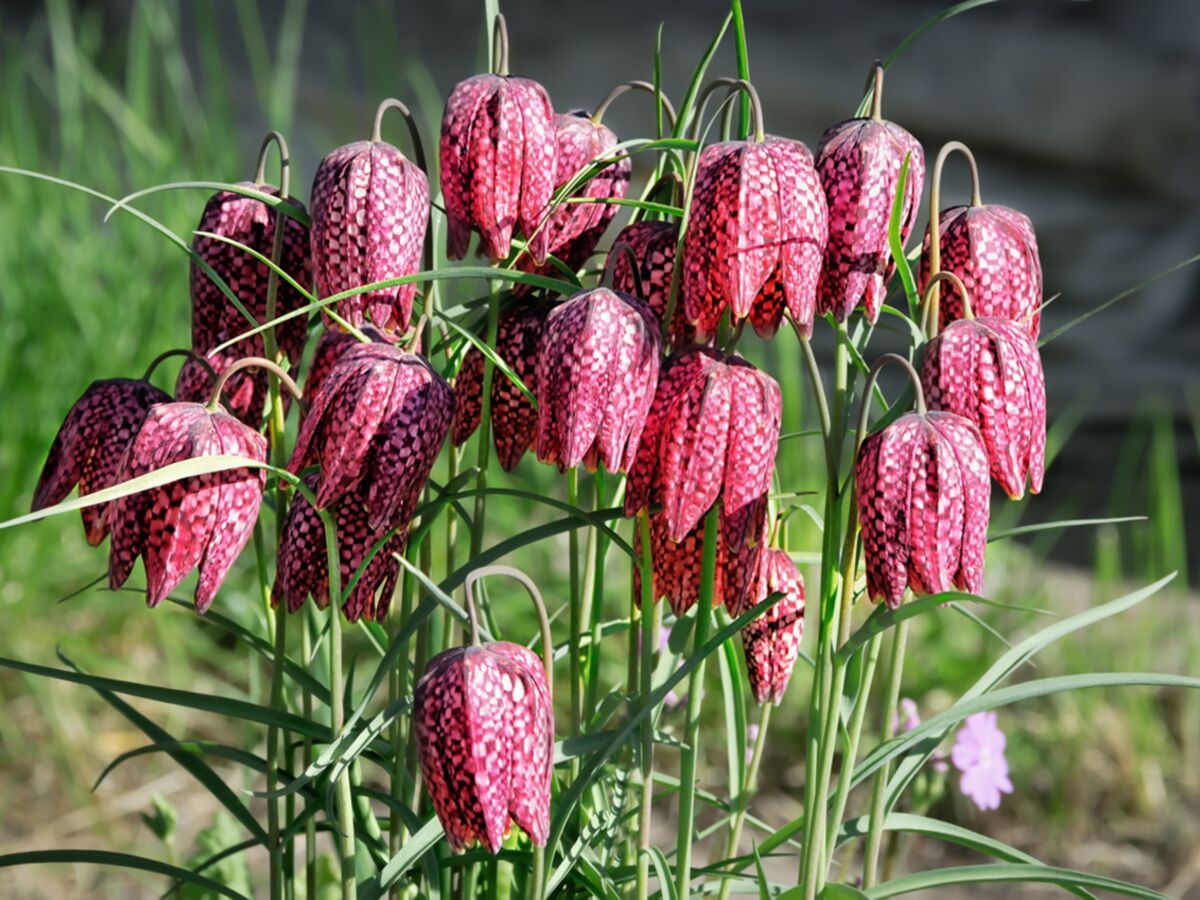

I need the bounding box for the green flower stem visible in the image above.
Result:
[567,468,583,741]
[716,701,773,900]
[635,512,657,900]
[675,502,721,899]
[471,280,502,560]
[862,617,910,888]
[301,610,318,900]
[581,471,606,721]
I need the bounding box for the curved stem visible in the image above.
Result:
[492,13,509,77]
[855,354,926,441]
[371,98,428,175]
[591,80,678,130]
[254,130,290,199]
[921,270,974,337]
[604,241,646,299]
[862,618,910,888]
[925,142,981,336]
[205,356,303,411]
[463,565,553,694]
[695,77,765,142]
[865,61,885,122]
[141,348,216,383]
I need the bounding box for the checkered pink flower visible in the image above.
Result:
[607,220,692,342]
[310,137,429,336]
[921,314,1046,500]
[815,98,923,324]
[440,70,555,263]
[534,287,661,473]
[272,475,406,622]
[856,410,990,609]
[735,547,805,705]
[625,348,782,550]
[453,300,549,471]
[682,136,827,339]
[414,641,553,853]
[287,343,453,530]
[108,402,267,612]
[952,711,1013,811]
[32,378,170,545]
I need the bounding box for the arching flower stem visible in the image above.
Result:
[141,348,217,384]
[924,141,982,336]
[591,80,678,131]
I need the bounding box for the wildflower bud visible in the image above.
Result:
[287,343,453,530]
[607,220,692,342]
[534,287,661,473]
[108,402,267,612]
[452,300,549,471]
[32,378,170,545]
[736,547,805,705]
[816,64,924,324]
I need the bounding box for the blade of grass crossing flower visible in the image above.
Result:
[439,315,537,407]
[887,154,920,320]
[103,180,311,225]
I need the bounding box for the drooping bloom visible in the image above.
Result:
[951,711,1014,811]
[452,300,549,470]
[440,70,555,263]
[815,112,923,323]
[108,402,267,611]
[919,204,1042,337]
[32,378,170,545]
[921,315,1046,499]
[534,287,661,472]
[856,410,990,609]
[303,328,361,407]
[735,547,805,706]
[414,641,553,852]
[682,136,828,338]
[606,220,692,341]
[273,475,406,622]
[287,343,454,530]
[190,184,311,364]
[310,137,430,336]
[174,347,269,429]
[516,111,630,289]
[625,348,782,550]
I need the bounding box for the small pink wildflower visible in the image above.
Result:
[951,711,1013,811]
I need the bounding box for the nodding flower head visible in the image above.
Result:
[175,347,270,429]
[735,546,805,705]
[108,401,267,612]
[439,18,555,264]
[534,286,661,473]
[625,347,781,551]
[452,299,549,471]
[32,378,170,546]
[287,342,453,530]
[815,65,924,324]
[607,220,693,342]
[273,475,407,623]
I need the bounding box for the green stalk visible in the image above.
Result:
[471,280,501,559]
[302,610,317,900]
[861,618,909,887]
[675,502,720,898]
[567,468,583,742]
[716,701,772,900]
[581,471,605,721]
[635,512,657,900]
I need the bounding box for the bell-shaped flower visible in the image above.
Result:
[815,66,923,324]
[533,287,661,472]
[856,409,990,609]
[287,343,453,530]
[303,328,360,407]
[452,300,548,471]
[310,107,430,337]
[682,134,827,339]
[606,220,692,342]
[625,348,781,550]
[32,378,170,546]
[273,475,407,622]
[414,640,553,853]
[734,546,805,705]
[108,402,267,611]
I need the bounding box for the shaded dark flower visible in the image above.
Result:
[175,347,269,429]
[534,287,661,472]
[108,402,267,612]
[303,328,362,407]
[735,547,805,705]
[606,220,693,342]
[32,378,170,545]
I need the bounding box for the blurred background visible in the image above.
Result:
[0,0,1198,896]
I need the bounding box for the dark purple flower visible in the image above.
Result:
[736,547,805,706]
[606,220,693,342]
[32,378,170,545]
[951,711,1013,811]
[108,402,267,612]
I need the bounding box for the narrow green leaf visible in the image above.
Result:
[863,862,1168,899]
[987,516,1147,543]
[0,850,251,900]
[439,315,537,407]
[887,153,919,319]
[672,12,733,138]
[105,180,311,226]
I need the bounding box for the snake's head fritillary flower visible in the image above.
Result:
[288,343,453,530]
[919,204,1043,337]
[951,711,1013,811]
[175,348,269,429]
[303,326,397,408]
[534,287,661,473]
[310,134,430,337]
[682,135,828,339]
[625,348,782,550]
[108,402,267,612]
[735,547,805,706]
[815,68,923,324]
[856,410,990,609]
[190,183,311,364]
[452,300,549,471]
[414,641,553,853]
[440,47,556,264]
[921,315,1046,500]
[32,378,170,546]
[607,220,693,342]
[272,475,406,622]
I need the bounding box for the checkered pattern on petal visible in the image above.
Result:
[175,349,270,429]
[740,547,805,705]
[33,378,170,546]
[721,360,782,549]
[304,329,361,407]
[816,118,924,323]
[607,220,694,342]
[108,402,266,611]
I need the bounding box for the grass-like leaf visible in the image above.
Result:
[105,180,311,226]
[861,862,1168,899]
[0,849,252,900]
[987,515,1147,543]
